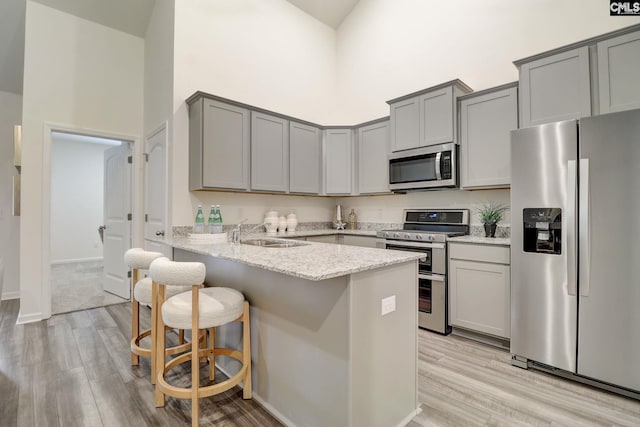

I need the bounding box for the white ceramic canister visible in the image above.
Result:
[286,213,298,232]
[278,216,287,233]
[264,211,279,233]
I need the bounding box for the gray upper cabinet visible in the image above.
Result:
[459,84,518,189]
[597,29,640,114]
[517,46,591,128]
[389,97,420,152]
[357,119,390,194]
[189,96,250,191]
[324,128,353,195]
[251,112,289,192]
[420,86,454,146]
[289,121,322,194]
[388,80,472,152]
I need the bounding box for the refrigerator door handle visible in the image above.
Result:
[567,160,577,296]
[579,158,591,297]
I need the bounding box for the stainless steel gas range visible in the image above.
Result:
[376,209,469,334]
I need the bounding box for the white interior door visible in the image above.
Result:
[103,144,131,299]
[145,125,167,241]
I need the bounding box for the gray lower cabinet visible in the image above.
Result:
[448,242,510,339]
[189,97,250,190]
[459,84,518,189]
[597,29,640,113]
[342,234,376,248]
[324,129,353,195]
[289,121,322,194]
[517,46,591,128]
[357,119,390,194]
[251,112,289,192]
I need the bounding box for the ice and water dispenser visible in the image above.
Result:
[523,208,562,255]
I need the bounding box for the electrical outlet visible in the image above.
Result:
[381,295,396,316]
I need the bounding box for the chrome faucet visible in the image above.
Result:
[230,219,266,243]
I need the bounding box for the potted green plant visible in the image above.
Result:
[477,202,509,238]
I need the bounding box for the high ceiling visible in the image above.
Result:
[0,0,359,95]
[286,0,360,28]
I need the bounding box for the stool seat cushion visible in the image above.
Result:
[162,287,245,330]
[133,277,191,304]
[125,248,164,270]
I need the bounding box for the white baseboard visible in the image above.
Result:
[16,310,44,325]
[51,257,103,265]
[396,407,422,427]
[1,290,20,301]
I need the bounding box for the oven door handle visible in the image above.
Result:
[419,273,445,282]
[382,240,445,250]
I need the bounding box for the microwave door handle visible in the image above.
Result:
[435,152,442,180]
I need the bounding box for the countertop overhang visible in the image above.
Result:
[162,234,422,281]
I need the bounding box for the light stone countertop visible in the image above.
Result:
[448,235,511,246]
[161,236,422,281]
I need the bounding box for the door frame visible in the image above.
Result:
[42,123,138,319]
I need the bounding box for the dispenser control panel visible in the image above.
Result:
[523,208,562,255]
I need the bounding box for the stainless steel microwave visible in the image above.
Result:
[388,143,458,191]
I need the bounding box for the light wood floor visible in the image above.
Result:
[409,329,640,426]
[0,299,282,427]
[2,300,640,426]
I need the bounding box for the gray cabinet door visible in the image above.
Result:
[598,29,640,114]
[357,120,390,194]
[289,121,321,194]
[389,96,420,152]
[193,98,250,190]
[251,112,289,192]
[519,46,591,127]
[420,86,454,146]
[325,129,353,195]
[459,86,518,189]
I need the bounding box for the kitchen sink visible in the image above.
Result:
[241,239,310,248]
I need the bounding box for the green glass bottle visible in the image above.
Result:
[194,205,205,234]
[207,205,216,234]
[213,205,223,233]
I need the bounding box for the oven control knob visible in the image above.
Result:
[384,232,391,238]
[428,235,435,241]
[393,233,400,239]
[415,235,423,240]
[403,233,411,240]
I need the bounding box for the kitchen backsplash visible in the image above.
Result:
[173,221,509,238]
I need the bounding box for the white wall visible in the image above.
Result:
[0,91,21,300]
[20,1,144,322]
[170,0,339,228]
[50,137,113,263]
[144,0,175,233]
[336,0,640,122]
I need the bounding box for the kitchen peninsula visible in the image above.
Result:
[162,235,422,427]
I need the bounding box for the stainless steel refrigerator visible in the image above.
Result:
[510,108,640,396]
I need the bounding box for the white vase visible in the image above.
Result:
[286,217,298,232]
[264,215,278,233]
[278,216,287,233]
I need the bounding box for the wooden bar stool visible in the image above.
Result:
[149,257,252,427]
[124,248,194,383]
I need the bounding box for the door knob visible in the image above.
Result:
[155,230,165,237]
